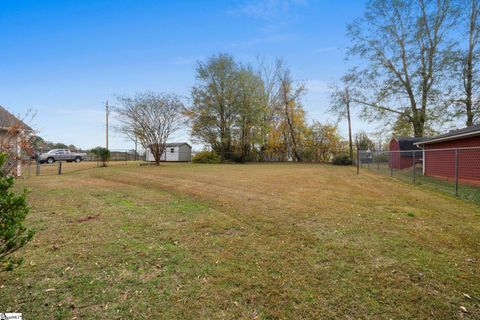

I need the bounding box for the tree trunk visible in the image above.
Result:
[412,115,425,138]
[150,144,163,165]
[465,0,478,127]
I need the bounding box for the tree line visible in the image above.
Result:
[116,55,346,164]
[186,54,345,162]
[116,0,480,164]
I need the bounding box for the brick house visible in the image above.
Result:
[0,105,33,175]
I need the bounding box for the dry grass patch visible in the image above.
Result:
[0,162,479,319]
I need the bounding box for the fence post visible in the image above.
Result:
[377,152,380,171]
[455,149,459,196]
[412,152,416,184]
[58,161,62,175]
[356,144,360,175]
[390,152,393,177]
[36,161,40,176]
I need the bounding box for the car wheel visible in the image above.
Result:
[75,157,82,163]
[47,157,55,164]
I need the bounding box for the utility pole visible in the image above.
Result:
[105,101,109,150]
[134,136,138,161]
[345,87,353,162]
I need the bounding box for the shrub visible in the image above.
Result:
[0,153,35,271]
[91,147,111,167]
[332,154,353,165]
[192,151,221,164]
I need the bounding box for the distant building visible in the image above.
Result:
[146,143,192,162]
[0,105,32,140]
[0,105,33,176]
[389,137,423,169]
[415,125,480,184]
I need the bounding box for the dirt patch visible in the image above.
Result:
[76,214,100,223]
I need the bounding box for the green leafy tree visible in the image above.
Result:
[355,131,376,151]
[91,147,111,167]
[188,54,241,161]
[304,122,343,163]
[0,153,34,271]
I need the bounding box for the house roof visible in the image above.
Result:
[0,105,32,131]
[166,142,191,148]
[415,125,480,146]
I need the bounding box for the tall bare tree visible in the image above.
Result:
[348,0,458,137]
[115,92,184,165]
[455,0,480,126]
[256,58,283,160]
[279,70,307,161]
[236,65,264,162]
[329,73,359,161]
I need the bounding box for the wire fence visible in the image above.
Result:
[16,149,147,178]
[357,147,480,203]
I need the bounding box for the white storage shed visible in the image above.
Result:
[146,143,192,162]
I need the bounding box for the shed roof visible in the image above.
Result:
[392,137,423,150]
[0,105,32,131]
[415,125,480,146]
[391,137,422,157]
[166,142,191,148]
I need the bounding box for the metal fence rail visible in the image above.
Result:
[357,147,480,203]
[15,149,147,177]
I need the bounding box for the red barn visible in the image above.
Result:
[389,137,423,169]
[415,125,480,184]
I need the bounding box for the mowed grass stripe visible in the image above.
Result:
[1,162,479,319]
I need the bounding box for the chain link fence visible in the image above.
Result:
[17,149,147,177]
[358,147,480,203]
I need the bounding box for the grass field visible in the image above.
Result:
[1,162,480,319]
[363,162,480,203]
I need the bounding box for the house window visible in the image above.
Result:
[170,148,175,153]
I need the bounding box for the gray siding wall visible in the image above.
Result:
[178,145,192,162]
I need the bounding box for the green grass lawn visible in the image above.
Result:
[364,161,480,204]
[1,162,480,319]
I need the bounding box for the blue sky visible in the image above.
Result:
[0,0,370,150]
